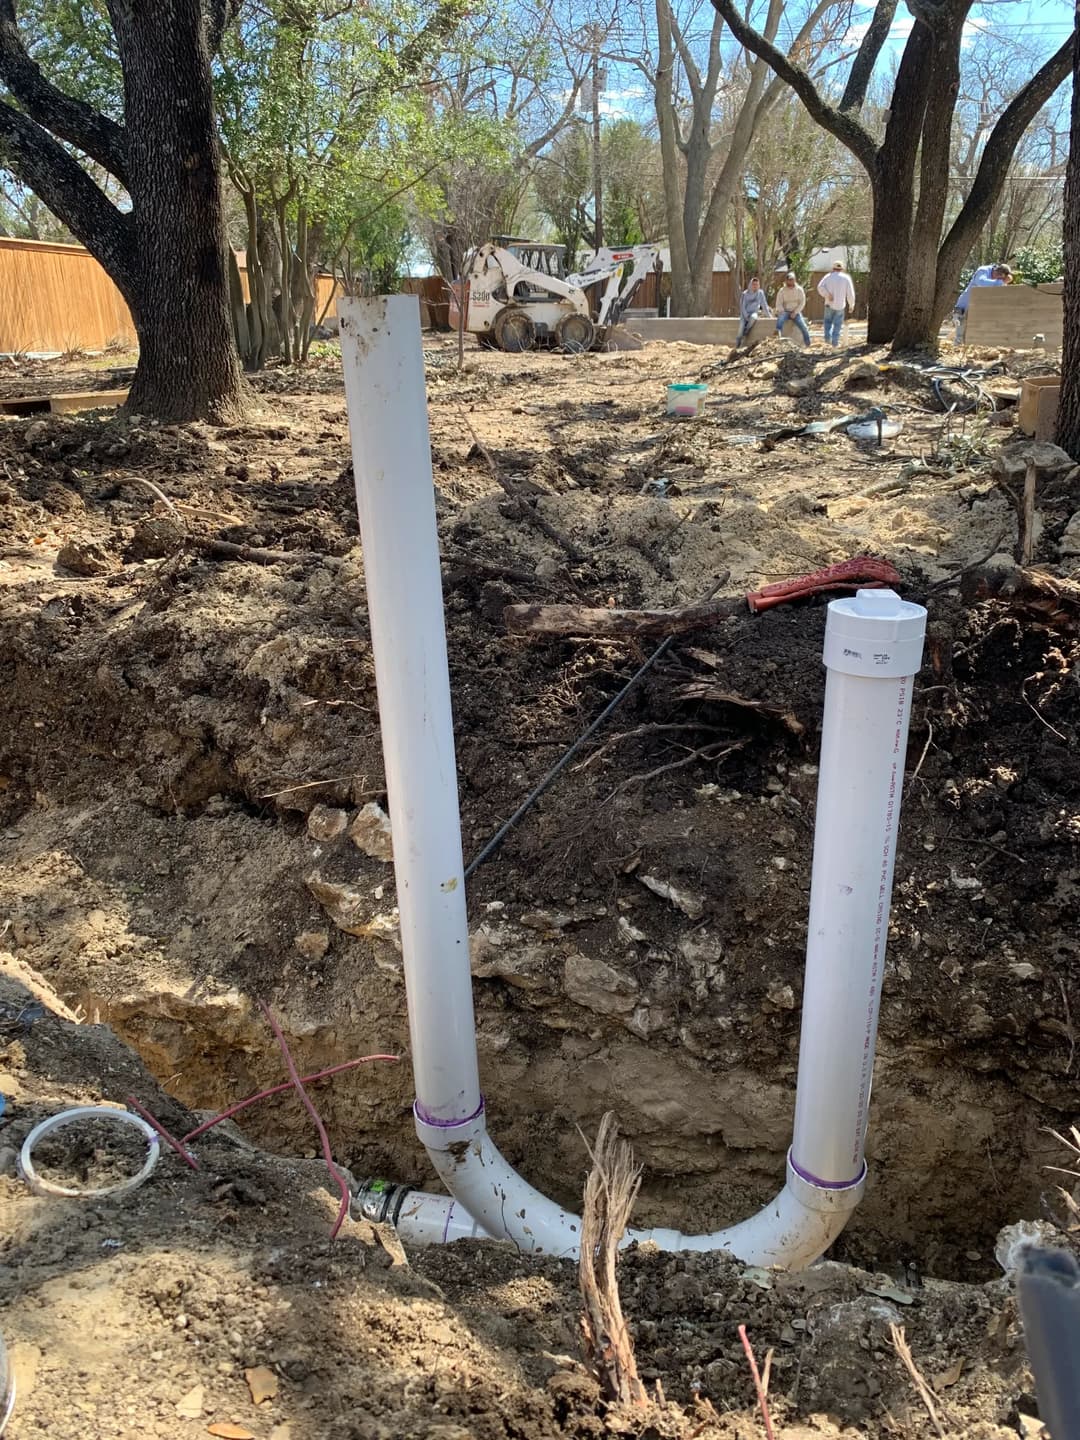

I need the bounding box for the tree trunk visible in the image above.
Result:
[242,188,272,369]
[891,7,968,350]
[591,40,604,248]
[866,179,913,343]
[864,18,934,343]
[654,0,694,314]
[275,190,293,364]
[112,0,246,421]
[1057,8,1080,461]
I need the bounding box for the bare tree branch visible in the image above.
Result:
[934,30,1075,315]
[522,79,583,159]
[668,5,704,103]
[753,0,843,134]
[0,0,128,184]
[0,98,136,300]
[709,0,879,175]
[840,0,899,111]
[703,5,723,97]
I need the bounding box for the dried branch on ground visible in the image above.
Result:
[579,1112,647,1407]
[464,418,585,563]
[505,597,742,639]
[889,1323,946,1438]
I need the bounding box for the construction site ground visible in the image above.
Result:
[1,331,1078,1439]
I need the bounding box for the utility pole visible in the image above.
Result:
[590,27,604,249]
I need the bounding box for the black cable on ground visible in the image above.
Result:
[464,574,729,880]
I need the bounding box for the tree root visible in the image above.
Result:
[579,1113,647,1408]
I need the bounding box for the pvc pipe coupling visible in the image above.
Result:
[823,588,926,678]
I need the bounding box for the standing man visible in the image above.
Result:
[653,249,666,315]
[952,262,1012,341]
[736,276,770,347]
[817,260,857,346]
[774,271,811,345]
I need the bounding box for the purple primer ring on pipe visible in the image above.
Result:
[413,1096,485,1129]
[790,1153,866,1191]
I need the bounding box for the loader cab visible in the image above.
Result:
[495,238,567,281]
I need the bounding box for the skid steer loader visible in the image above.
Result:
[455,240,657,353]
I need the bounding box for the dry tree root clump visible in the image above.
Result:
[578,1111,648,1408]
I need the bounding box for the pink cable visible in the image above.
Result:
[127,1094,200,1170]
[181,1053,398,1144]
[738,1324,776,1440]
[259,1000,352,1239]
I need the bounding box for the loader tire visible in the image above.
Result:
[555,313,596,354]
[493,306,536,353]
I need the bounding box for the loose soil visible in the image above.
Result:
[1,330,1078,1438]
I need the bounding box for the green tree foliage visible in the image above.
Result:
[1009,241,1064,286]
[414,1,585,278]
[534,118,664,261]
[217,0,467,366]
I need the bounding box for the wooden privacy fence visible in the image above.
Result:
[1,236,451,352]
[0,236,137,353]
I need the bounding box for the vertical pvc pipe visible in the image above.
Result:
[791,589,927,1189]
[339,296,481,1126]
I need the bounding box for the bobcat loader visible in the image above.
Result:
[455,240,657,352]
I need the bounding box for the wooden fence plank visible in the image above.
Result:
[0,236,136,353]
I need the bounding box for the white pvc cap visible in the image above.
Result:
[823,588,927,678]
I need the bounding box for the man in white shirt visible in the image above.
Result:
[774,272,811,345]
[817,261,857,346]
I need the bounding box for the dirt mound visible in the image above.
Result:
[0,962,1063,1439]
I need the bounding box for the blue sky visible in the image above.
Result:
[850,0,1075,50]
[594,1,1077,119]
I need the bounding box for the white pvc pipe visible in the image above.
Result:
[340,296,481,1127]
[392,1190,494,1245]
[412,1111,861,1265]
[792,588,926,1188]
[340,296,927,1267]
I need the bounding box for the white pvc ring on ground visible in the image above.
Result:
[19,1105,160,1199]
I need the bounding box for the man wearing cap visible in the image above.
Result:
[816,260,857,346]
[953,262,1013,341]
[774,272,811,346]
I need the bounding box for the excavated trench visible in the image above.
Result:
[1,389,1078,1287]
[5,576,1077,1285]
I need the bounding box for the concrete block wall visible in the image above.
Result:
[965,286,1063,347]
